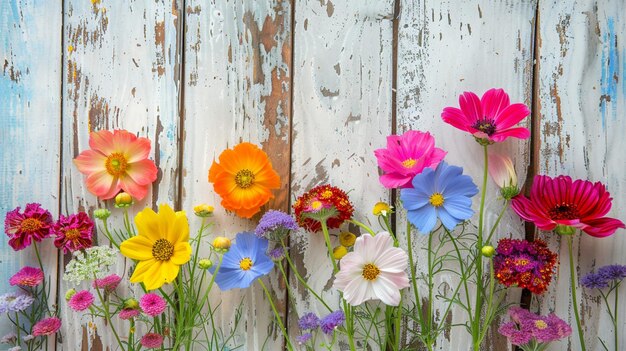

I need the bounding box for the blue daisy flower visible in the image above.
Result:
[400,161,478,233]
[210,232,274,290]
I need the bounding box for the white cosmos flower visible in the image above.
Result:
[333,232,409,306]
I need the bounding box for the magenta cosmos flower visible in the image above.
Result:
[441,88,530,143]
[32,317,62,336]
[9,266,44,287]
[4,203,53,251]
[74,129,158,201]
[512,175,625,237]
[52,212,94,253]
[334,232,409,306]
[374,130,446,188]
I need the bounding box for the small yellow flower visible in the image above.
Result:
[212,236,231,251]
[339,232,357,247]
[373,202,392,216]
[333,245,348,260]
[115,192,133,207]
[194,204,214,217]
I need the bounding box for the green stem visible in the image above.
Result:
[485,199,509,245]
[426,232,434,350]
[478,258,496,342]
[567,235,586,351]
[93,276,124,350]
[614,283,619,351]
[129,318,135,351]
[405,220,426,341]
[320,221,338,273]
[472,144,489,350]
[259,279,294,351]
[32,242,51,316]
[394,292,402,351]
[347,219,376,236]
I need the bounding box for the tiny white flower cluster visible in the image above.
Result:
[63,246,119,285]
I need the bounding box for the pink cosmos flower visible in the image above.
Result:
[68,290,95,311]
[374,130,446,188]
[139,293,166,317]
[118,308,140,320]
[9,266,44,287]
[141,333,164,348]
[512,175,625,237]
[488,152,517,189]
[4,203,53,251]
[441,88,530,143]
[74,129,158,201]
[52,212,94,253]
[92,274,122,292]
[334,232,409,306]
[32,317,62,336]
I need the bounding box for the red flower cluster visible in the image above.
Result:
[493,238,558,294]
[293,185,354,232]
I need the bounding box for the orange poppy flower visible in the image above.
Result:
[208,143,280,218]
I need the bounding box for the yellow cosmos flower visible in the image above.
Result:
[120,204,192,290]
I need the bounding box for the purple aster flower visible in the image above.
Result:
[320,310,345,335]
[268,247,285,261]
[296,333,313,345]
[255,210,299,241]
[580,272,609,289]
[298,312,320,330]
[597,264,626,282]
[0,293,34,313]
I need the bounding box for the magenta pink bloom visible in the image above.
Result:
[374,130,446,188]
[52,212,94,253]
[442,88,530,143]
[9,266,44,287]
[32,317,62,336]
[512,175,625,237]
[92,274,122,292]
[139,293,167,317]
[499,307,571,347]
[118,308,140,320]
[140,333,164,348]
[74,129,158,200]
[68,290,95,311]
[4,203,53,251]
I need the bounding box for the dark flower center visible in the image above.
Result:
[65,229,82,241]
[472,118,497,136]
[20,218,43,233]
[548,203,580,220]
[235,169,255,188]
[152,239,174,261]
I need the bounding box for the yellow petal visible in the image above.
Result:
[135,207,162,242]
[129,259,156,283]
[157,204,176,240]
[120,235,154,261]
[142,261,166,290]
[161,262,180,283]
[170,242,192,265]
[168,211,189,243]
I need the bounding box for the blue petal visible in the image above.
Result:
[214,267,247,290]
[400,189,430,210]
[252,259,274,276]
[443,196,475,221]
[437,207,462,230]
[443,175,478,198]
[407,205,438,233]
[411,167,437,194]
[435,162,463,190]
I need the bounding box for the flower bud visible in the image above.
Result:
[114,192,133,207]
[372,202,392,216]
[198,259,213,269]
[481,245,495,258]
[339,232,357,247]
[193,204,214,217]
[212,237,231,251]
[123,298,139,310]
[65,288,77,301]
[93,208,111,220]
[488,153,519,199]
[332,245,348,260]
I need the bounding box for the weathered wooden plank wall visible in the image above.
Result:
[1,0,625,350]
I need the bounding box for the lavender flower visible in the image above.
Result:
[320,310,345,335]
[296,333,313,345]
[0,293,35,313]
[580,272,609,289]
[598,264,626,282]
[298,312,320,330]
[255,210,298,241]
[498,307,571,350]
[268,247,285,261]
[0,332,17,344]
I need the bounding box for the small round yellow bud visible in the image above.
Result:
[481,245,495,258]
[65,288,77,301]
[114,192,133,207]
[194,204,214,217]
[198,258,213,269]
[123,298,139,310]
[212,237,231,251]
[339,232,357,247]
[373,202,392,216]
[333,245,348,260]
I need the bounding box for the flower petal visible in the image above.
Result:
[85,170,120,200]
[74,150,107,174]
[494,103,530,129]
[120,235,155,261]
[89,130,116,155]
[481,88,511,120]
[170,242,192,265]
[126,159,158,186]
[459,91,483,123]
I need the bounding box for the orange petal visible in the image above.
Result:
[74,150,107,174]
[254,166,280,189]
[111,130,138,153]
[89,130,116,155]
[208,161,223,183]
[119,175,149,201]
[86,170,120,199]
[125,136,151,163]
[126,159,158,185]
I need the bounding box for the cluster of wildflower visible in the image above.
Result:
[498,307,571,349]
[295,310,346,346]
[63,246,118,284]
[580,264,626,290]
[255,210,299,242]
[293,185,354,232]
[493,238,558,294]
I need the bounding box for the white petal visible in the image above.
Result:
[372,276,402,306]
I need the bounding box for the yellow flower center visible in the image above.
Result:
[362,263,380,281]
[534,320,548,330]
[310,200,323,210]
[402,158,417,168]
[239,257,253,271]
[321,190,333,199]
[105,152,129,177]
[429,193,445,207]
[234,169,255,188]
[152,239,174,261]
[20,218,43,233]
[65,229,82,241]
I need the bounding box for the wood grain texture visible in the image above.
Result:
[290,0,394,348]
[396,0,536,349]
[0,0,62,345]
[59,0,182,349]
[181,0,292,349]
[535,1,626,350]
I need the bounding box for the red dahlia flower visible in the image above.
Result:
[293,185,354,232]
[512,175,625,237]
[52,212,94,253]
[4,203,53,251]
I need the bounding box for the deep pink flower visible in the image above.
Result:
[4,203,53,251]
[68,290,95,311]
[374,130,446,188]
[118,308,140,320]
[74,129,158,200]
[442,88,530,143]
[140,333,164,348]
[92,274,122,292]
[52,212,94,253]
[9,266,44,287]
[512,175,625,237]
[32,317,61,336]
[139,293,166,317]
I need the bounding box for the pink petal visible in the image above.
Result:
[480,88,511,120]
[490,127,530,142]
[372,277,402,306]
[74,150,107,174]
[112,130,138,152]
[126,159,158,185]
[459,92,483,122]
[442,107,474,132]
[119,176,150,201]
[581,218,625,237]
[125,137,152,163]
[89,130,116,155]
[86,171,119,199]
[494,103,530,129]
[379,174,412,189]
